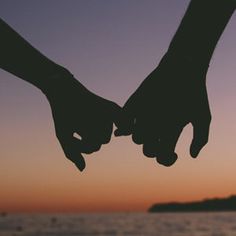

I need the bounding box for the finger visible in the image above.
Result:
[156,153,178,167]
[132,115,158,145]
[142,122,180,158]
[71,152,86,171]
[99,123,113,144]
[143,140,178,165]
[56,130,86,171]
[108,102,127,131]
[155,126,183,166]
[132,129,143,145]
[76,123,112,153]
[96,122,113,144]
[114,94,137,137]
[143,141,159,158]
[109,101,133,136]
[79,138,101,154]
[79,122,113,146]
[190,119,211,158]
[132,118,149,144]
[70,138,86,171]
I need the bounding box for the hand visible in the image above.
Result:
[45,69,121,171]
[115,54,211,166]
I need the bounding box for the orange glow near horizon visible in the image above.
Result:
[1,125,236,213]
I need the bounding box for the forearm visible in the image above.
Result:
[0,18,68,93]
[167,0,235,66]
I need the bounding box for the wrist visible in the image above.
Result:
[40,66,90,102]
[38,65,71,95]
[161,51,209,74]
[166,0,235,68]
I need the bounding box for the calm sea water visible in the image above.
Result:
[1,212,236,236]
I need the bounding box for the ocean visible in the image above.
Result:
[1,212,236,236]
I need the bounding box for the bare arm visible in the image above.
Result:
[168,0,235,69]
[0,18,65,90]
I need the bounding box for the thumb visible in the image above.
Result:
[190,119,211,158]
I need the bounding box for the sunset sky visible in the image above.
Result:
[0,0,236,213]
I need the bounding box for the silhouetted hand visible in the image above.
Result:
[45,69,121,171]
[115,54,211,166]
[0,19,123,172]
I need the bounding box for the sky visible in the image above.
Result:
[0,0,236,213]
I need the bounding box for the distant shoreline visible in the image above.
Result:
[148,195,236,213]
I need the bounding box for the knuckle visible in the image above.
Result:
[81,142,101,154]
[143,142,157,158]
[143,147,155,158]
[103,136,111,144]
[132,133,143,145]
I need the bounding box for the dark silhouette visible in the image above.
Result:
[149,195,236,213]
[115,0,235,166]
[0,18,122,171]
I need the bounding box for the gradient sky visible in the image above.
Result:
[0,0,236,212]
